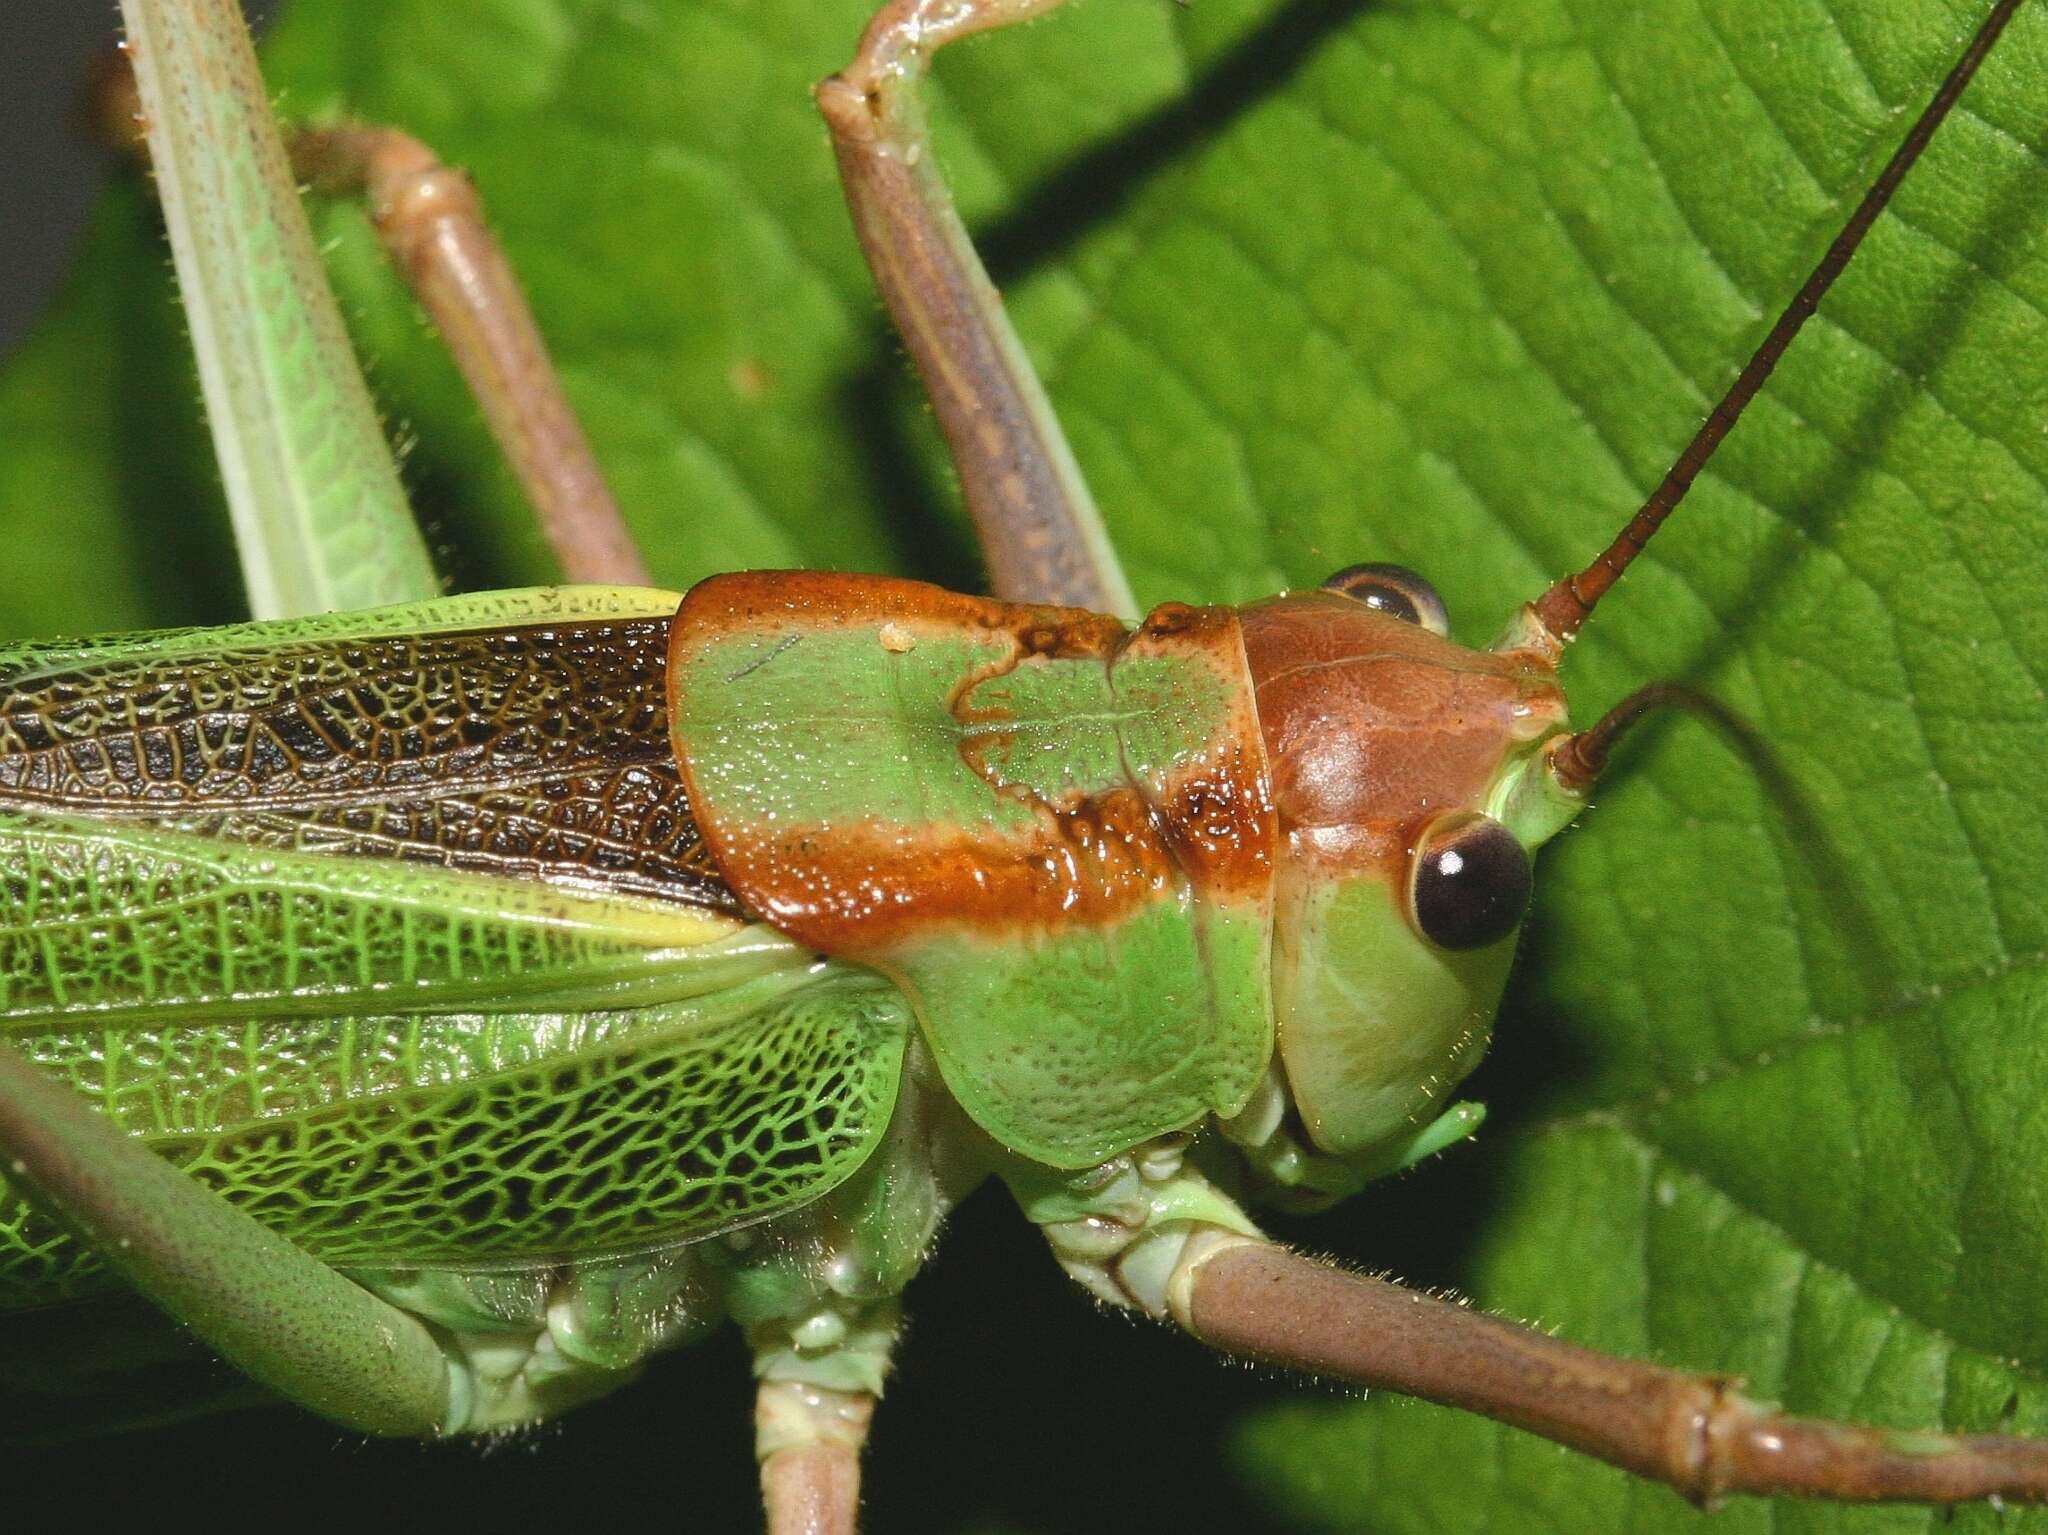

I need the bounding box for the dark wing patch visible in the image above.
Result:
[0,618,738,912]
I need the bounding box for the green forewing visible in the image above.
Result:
[0,811,733,1023]
[0,818,913,1302]
[2,956,910,1302]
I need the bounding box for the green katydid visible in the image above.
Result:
[4,3,2048,1535]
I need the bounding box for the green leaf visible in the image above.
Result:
[4,0,2047,1530]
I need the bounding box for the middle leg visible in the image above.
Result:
[757,1379,876,1535]
[290,123,650,587]
[744,1295,902,1535]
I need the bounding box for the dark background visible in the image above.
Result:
[0,5,278,356]
[0,8,123,356]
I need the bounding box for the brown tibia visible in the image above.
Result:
[758,1381,874,1535]
[816,0,1137,618]
[1181,1241,2048,1508]
[289,123,649,586]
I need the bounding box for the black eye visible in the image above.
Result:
[1321,563,1450,636]
[1409,813,1532,950]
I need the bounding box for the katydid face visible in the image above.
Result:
[1239,577,1582,1157]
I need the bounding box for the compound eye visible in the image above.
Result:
[1409,812,1532,951]
[1321,563,1450,636]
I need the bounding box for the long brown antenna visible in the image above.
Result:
[1532,0,2024,643]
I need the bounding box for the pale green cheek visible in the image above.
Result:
[1273,869,1515,1158]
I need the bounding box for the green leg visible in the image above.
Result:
[120,0,440,619]
[819,0,1137,619]
[0,1042,454,1437]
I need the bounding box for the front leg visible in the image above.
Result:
[819,0,1136,617]
[1180,1244,2048,1507]
[1009,1138,2048,1508]
[757,1380,875,1535]
[1005,1137,1265,1318]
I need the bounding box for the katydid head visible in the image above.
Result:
[1237,573,1581,1159]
